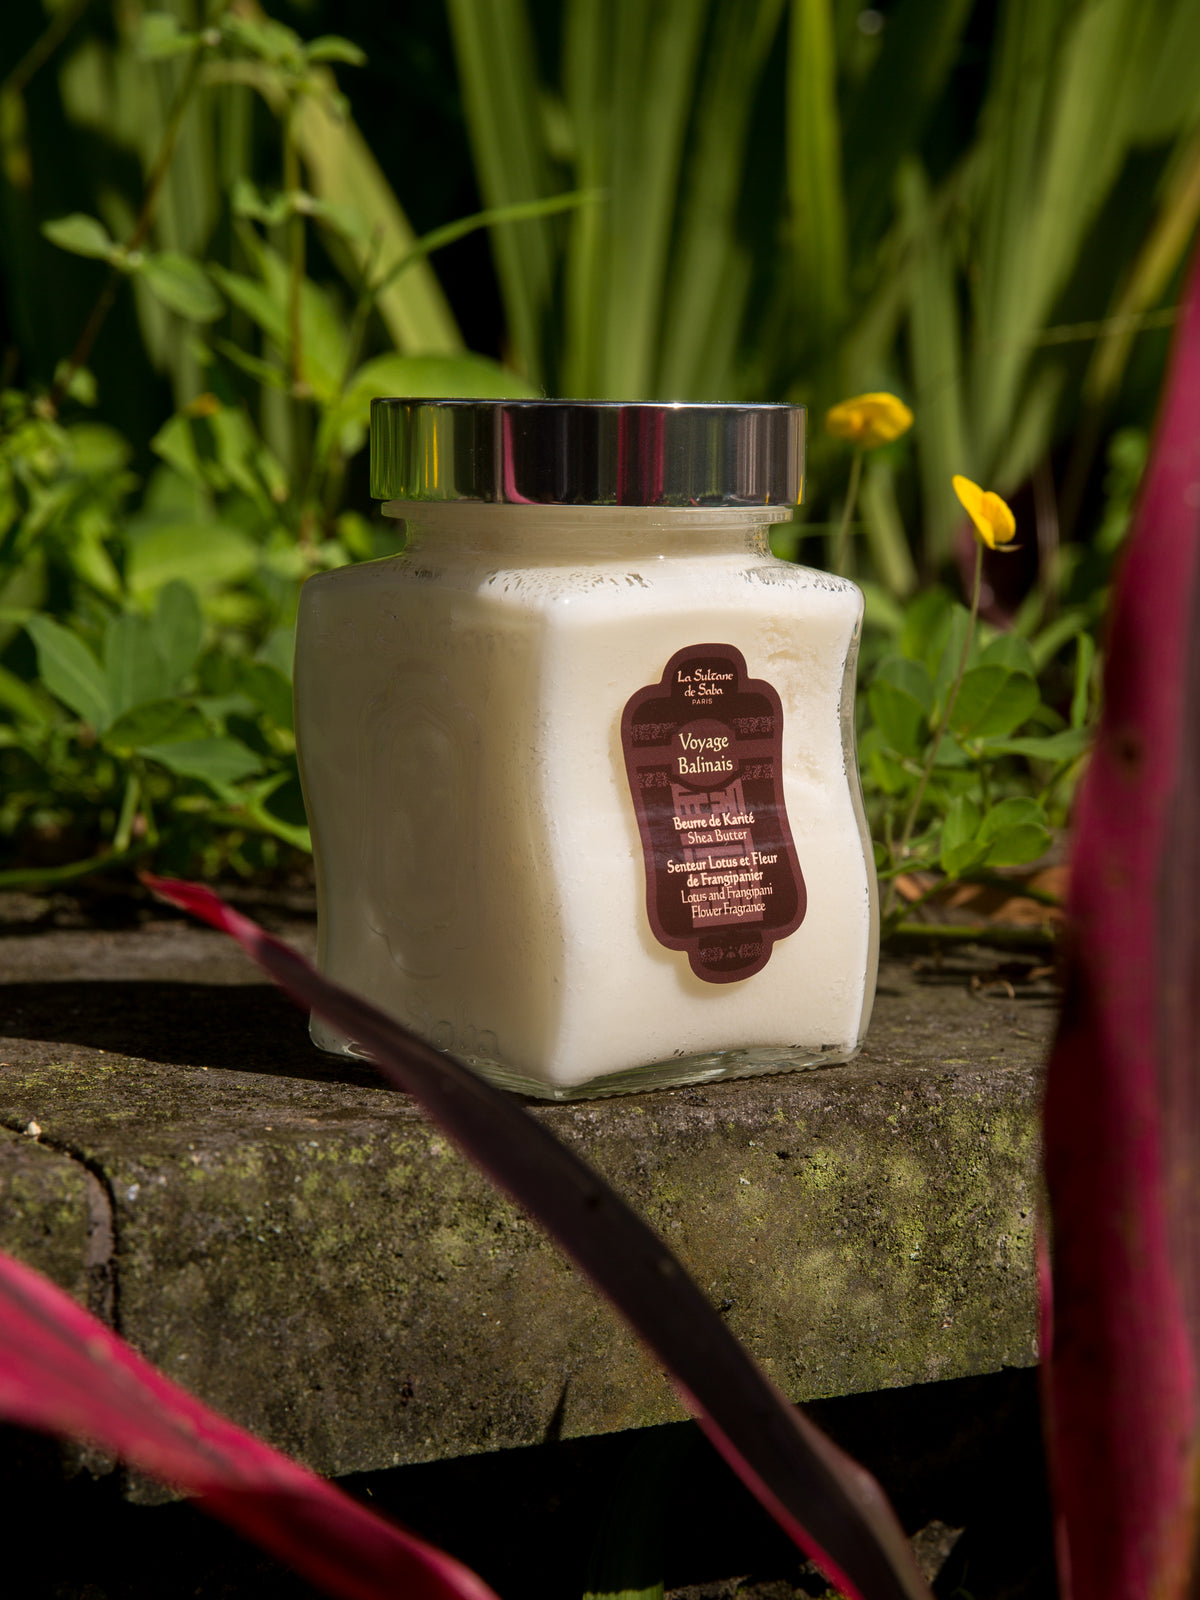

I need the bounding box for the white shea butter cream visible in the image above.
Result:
[294,400,878,1098]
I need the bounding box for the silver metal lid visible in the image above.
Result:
[370,399,805,507]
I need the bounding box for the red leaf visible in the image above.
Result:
[1043,242,1200,1599]
[145,874,932,1600]
[0,1249,498,1600]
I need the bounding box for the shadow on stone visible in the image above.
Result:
[0,1367,1056,1600]
[1,980,379,1089]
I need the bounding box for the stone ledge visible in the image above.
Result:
[0,902,1052,1482]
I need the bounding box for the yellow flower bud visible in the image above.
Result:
[824,392,914,450]
[952,474,1017,550]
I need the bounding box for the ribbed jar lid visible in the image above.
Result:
[369,399,805,508]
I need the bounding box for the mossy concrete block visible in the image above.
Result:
[0,907,1051,1481]
[0,1125,95,1306]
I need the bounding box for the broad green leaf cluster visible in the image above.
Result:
[861,580,1098,903]
[0,3,545,883]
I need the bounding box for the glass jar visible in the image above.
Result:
[294,400,878,1099]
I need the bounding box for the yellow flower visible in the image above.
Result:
[952,474,1017,550]
[824,392,914,449]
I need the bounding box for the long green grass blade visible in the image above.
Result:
[292,84,464,356]
[786,0,848,348]
[969,0,1067,473]
[445,0,557,385]
[1083,119,1200,408]
[842,0,972,261]
[562,0,611,396]
[602,0,707,397]
[969,0,1178,474]
[657,0,786,399]
[898,161,970,570]
[861,456,918,598]
[373,191,600,303]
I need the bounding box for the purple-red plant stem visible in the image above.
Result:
[1042,239,1200,1599]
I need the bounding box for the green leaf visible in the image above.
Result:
[930,738,973,768]
[859,581,905,636]
[339,352,540,431]
[259,626,296,679]
[445,0,562,385]
[787,0,848,334]
[0,663,50,728]
[842,0,972,255]
[138,13,200,59]
[304,35,367,66]
[933,603,973,709]
[213,338,290,393]
[125,521,259,598]
[209,251,346,402]
[152,580,204,687]
[41,214,117,263]
[949,664,1039,740]
[221,14,304,69]
[140,736,265,788]
[859,727,910,795]
[940,793,984,875]
[139,254,224,322]
[66,422,131,475]
[239,660,294,731]
[644,0,785,397]
[874,655,934,713]
[860,455,918,600]
[1030,608,1088,672]
[979,632,1037,677]
[984,728,1092,763]
[105,613,168,719]
[868,657,933,759]
[103,699,209,752]
[979,823,1052,868]
[288,82,463,357]
[68,534,122,600]
[149,415,205,485]
[976,797,1052,867]
[898,586,952,667]
[303,196,371,245]
[231,177,292,227]
[54,362,97,405]
[25,615,111,732]
[897,158,970,568]
[1072,631,1096,728]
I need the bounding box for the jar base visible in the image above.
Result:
[311,1016,860,1100]
[462,1042,862,1100]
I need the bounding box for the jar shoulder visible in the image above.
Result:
[301,552,861,611]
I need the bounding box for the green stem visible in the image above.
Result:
[113,771,140,854]
[833,447,863,577]
[283,95,306,395]
[884,539,984,916]
[1,0,92,99]
[0,843,152,891]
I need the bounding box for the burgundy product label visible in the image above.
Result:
[620,643,807,984]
